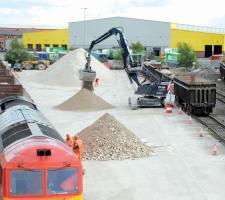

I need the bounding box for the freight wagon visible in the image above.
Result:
[220,62,225,80]
[174,75,216,115]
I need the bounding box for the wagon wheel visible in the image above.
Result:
[175,96,181,106]
[187,105,193,115]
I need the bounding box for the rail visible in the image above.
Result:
[216,90,225,104]
[193,89,225,143]
[194,115,225,143]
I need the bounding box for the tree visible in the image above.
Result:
[5,38,32,65]
[177,42,198,68]
[113,48,122,60]
[131,41,145,54]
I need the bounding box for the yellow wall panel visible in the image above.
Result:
[23,29,68,49]
[171,29,225,51]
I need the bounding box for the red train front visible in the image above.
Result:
[0,96,83,200]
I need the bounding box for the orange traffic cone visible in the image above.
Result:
[199,128,204,137]
[178,107,182,115]
[212,143,219,155]
[189,116,192,124]
[165,104,173,113]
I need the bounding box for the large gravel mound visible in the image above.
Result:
[56,88,113,112]
[32,48,114,87]
[78,113,154,160]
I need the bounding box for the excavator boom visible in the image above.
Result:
[79,27,141,88]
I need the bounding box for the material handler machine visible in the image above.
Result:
[79,27,169,109]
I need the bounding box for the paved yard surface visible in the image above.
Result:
[19,70,225,200]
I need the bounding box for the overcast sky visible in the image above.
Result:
[1,0,225,28]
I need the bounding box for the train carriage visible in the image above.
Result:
[0,96,83,200]
[174,75,216,115]
[220,62,225,80]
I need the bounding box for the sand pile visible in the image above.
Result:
[78,113,154,160]
[32,48,113,87]
[56,88,112,111]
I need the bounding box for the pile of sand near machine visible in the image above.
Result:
[32,48,114,87]
[78,113,154,160]
[56,88,113,112]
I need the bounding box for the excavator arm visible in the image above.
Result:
[83,27,141,87]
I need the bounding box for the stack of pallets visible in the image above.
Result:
[0,61,23,99]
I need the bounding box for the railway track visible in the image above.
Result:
[195,115,225,142]
[216,90,225,103]
[193,90,225,143]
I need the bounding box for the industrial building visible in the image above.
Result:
[171,23,225,57]
[69,17,170,56]
[22,17,225,58]
[23,29,68,51]
[0,27,51,51]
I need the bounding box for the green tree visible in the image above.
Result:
[177,42,198,68]
[5,38,32,65]
[131,41,145,54]
[113,48,122,60]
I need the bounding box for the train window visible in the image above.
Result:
[47,168,78,194]
[10,170,43,195]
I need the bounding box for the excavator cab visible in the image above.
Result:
[129,53,144,71]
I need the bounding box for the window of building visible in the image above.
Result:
[27,44,33,51]
[61,44,67,50]
[45,44,50,51]
[53,44,59,48]
[36,44,42,51]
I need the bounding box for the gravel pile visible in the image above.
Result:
[32,48,114,87]
[56,88,113,112]
[78,113,154,160]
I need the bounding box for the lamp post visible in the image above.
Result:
[81,8,87,48]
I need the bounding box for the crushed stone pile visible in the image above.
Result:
[32,48,113,87]
[56,88,113,112]
[78,113,154,160]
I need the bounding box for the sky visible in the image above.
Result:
[0,0,225,28]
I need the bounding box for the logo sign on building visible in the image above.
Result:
[164,48,179,64]
[46,47,66,53]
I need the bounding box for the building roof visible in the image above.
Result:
[69,16,169,24]
[0,28,53,36]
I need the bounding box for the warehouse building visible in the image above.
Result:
[69,17,171,56]
[171,23,225,57]
[22,16,225,58]
[0,27,45,51]
[23,29,68,51]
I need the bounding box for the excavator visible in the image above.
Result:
[79,27,169,109]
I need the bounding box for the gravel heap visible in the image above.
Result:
[32,48,114,87]
[56,88,113,112]
[78,113,154,160]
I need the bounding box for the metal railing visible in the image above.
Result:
[172,23,225,34]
